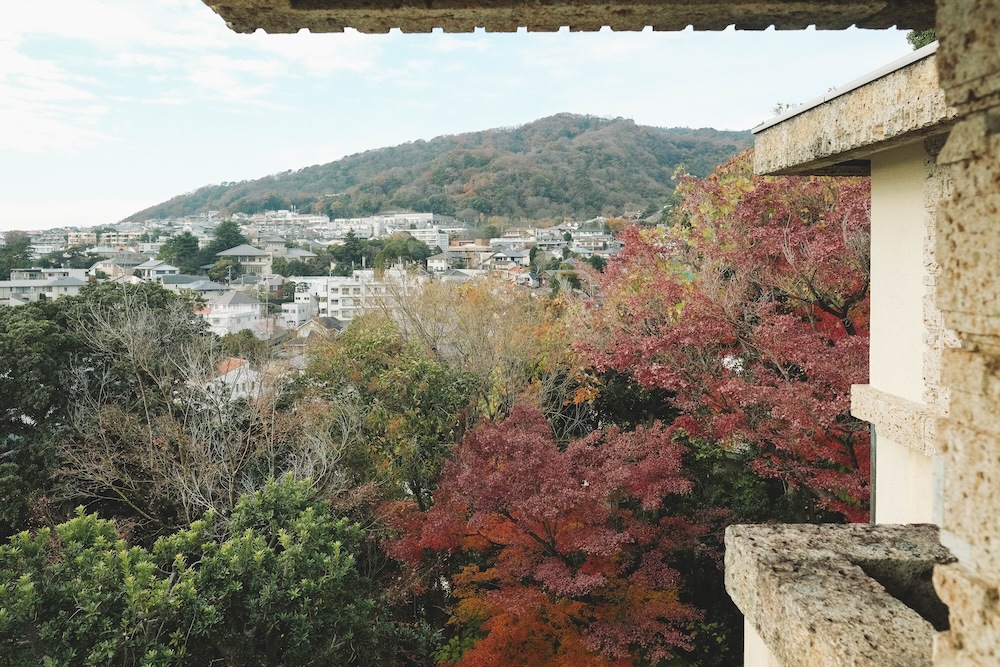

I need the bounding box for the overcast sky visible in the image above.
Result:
[1,0,913,232]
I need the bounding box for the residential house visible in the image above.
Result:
[426,252,452,272]
[435,268,487,284]
[89,252,149,279]
[446,240,496,269]
[137,242,164,255]
[160,274,210,290]
[199,290,265,338]
[132,259,180,282]
[10,268,88,282]
[281,247,317,261]
[572,233,619,252]
[255,235,287,255]
[282,316,346,359]
[203,357,261,402]
[173,279,229,301]
[216,244,272,276]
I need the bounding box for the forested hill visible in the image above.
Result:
[127,114,751,223]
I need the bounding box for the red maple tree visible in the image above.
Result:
[385,405,702,666]
[581,152,871,520]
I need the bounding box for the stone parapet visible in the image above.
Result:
[199,0,935,34]
[851,384,939,456]
[726,523,954,667]
[753,50,956,177]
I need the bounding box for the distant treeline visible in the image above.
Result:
[126,114,751,223]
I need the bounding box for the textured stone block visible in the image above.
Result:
[937,194,1000,337]
[726,523,953,667]
[933,563,1000,666]
[938,417,1000,578]
[936,0,1000,111]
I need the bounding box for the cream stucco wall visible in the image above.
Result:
[744,620,779,667]
[863,141,947,525]
[869,142,928,405]
[875,433,935,523]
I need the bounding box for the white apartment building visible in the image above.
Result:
[280,286,318,329]
[290,266,426,322]
[405,227,449,252]
[0,276,88,305]
[320,212,455,241]
[10,268,88,281]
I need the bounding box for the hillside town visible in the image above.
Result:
[0,210,623,343]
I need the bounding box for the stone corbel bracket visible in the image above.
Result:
[852,384,941,456]
[726,523,954,667]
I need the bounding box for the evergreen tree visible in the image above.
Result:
[0,231,32,280]
[206,220,249,254]
[157,231,202,273]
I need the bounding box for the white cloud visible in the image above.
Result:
[0,39,112,152]
[246,29,382,76]
[365,58,436,87]
[1,0,381,121]
[0,0,228,51]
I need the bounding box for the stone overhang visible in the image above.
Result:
[199,0,935,34]
[752,43,957,177]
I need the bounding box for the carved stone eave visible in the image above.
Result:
[726,523,954,667]
[199,0,935,34]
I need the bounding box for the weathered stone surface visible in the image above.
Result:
[936,112,1000,338]
[920,136,960,410]
[936,349,1000,577]
[726,523,954,667]
[852,384,939,455]
[199,0,935,34]
[753,51,957,177]
[936,0,1000,112]
[933,563,1000,667]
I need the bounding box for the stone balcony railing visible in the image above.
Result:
[726,523,954,667]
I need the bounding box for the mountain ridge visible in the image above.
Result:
[126,113,752,223]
